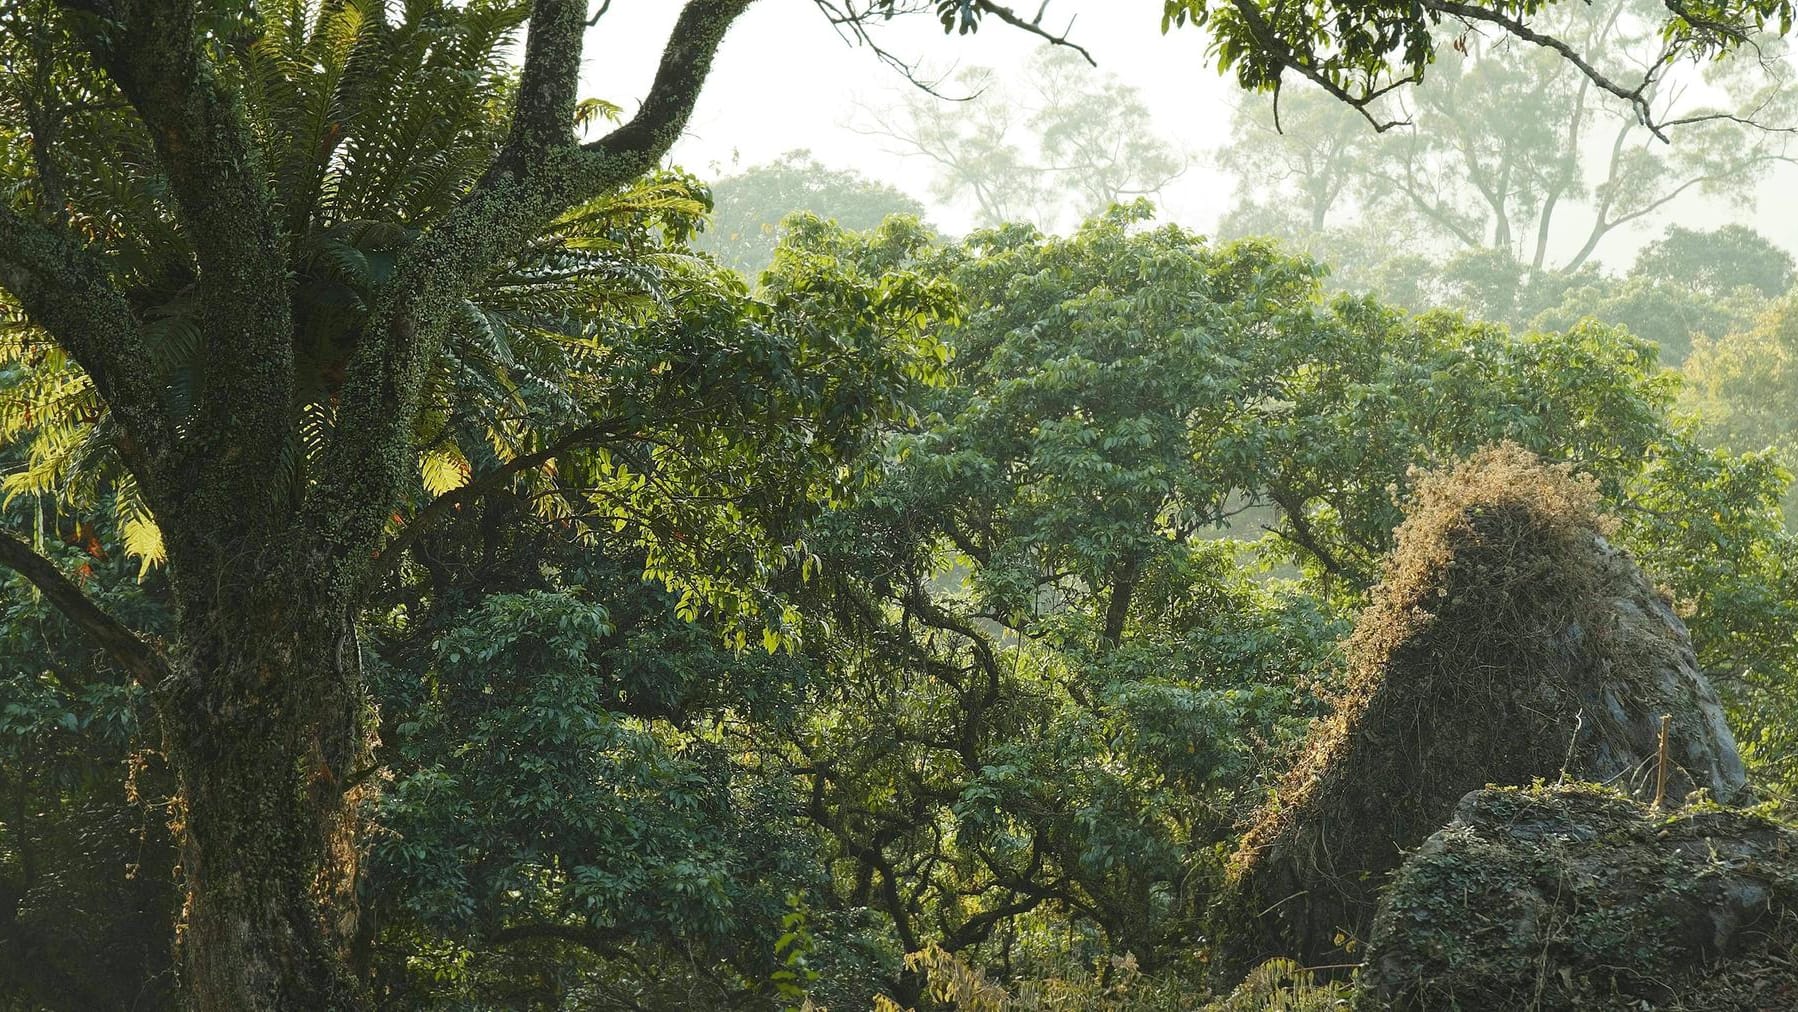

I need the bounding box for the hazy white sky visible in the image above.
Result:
[579,1,1798,267]
[582,3,1248,230]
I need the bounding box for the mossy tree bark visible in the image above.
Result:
[163,604,368,1009]
[0,1,755,1007]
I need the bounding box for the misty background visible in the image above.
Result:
[579,0,1798,268]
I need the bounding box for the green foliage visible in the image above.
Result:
[0,0,534,561]
[880,944,1202,1011]
[696,150,929,279]
[795,209,1354,988]
[1616,439,1798,792]
[236,0,527,231]
[1205,958,1353,1011]
[769,896,824,1007]
[1682,293,1798,468]
[8,0,1798,1008]
[366,577,822,1007]
[3,7,955,646]
[1529,273,1766,364]
[789,205,1798,999]
[0,494,175,1011]
[356,215,960,1008]
[2,8,954,1004]
[1633,223,1797,300]
[10,182,1798,1007]
[8,2,1798,990]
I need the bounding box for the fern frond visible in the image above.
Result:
[113,473,166,578]
[419,442,471,496]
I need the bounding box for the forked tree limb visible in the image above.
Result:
[57,0,296,502]
[0,207,175,499]
[309,0,756,601]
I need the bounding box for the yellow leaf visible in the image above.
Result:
[420,444,472,497]
[121,514,166,580]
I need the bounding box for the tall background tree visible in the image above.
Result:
[696,149,929,278]
[1209,0,1798,359]
[856,47,1186,232]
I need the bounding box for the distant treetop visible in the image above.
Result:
[1633,224,1797,300]
[697,150,929,279]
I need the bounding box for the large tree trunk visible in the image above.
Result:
[161,597,370,1011]
[0,6,753,1006]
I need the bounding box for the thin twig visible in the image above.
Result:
[1652,712,1671,810]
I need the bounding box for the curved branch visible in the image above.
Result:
[0,532,169,687]
[308,0,755,601]
[484,0,589,181]
[1264,486,1352,582]
[574,0,758,176]
[1220,0,1744,142]
[971,1,1094,65]
[1423,0,1672,140]
[0,205,175,497]
[362,420,631,593]
[1225,0,1414,133]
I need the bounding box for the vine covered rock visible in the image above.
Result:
[1218,445,1747,978]
[1361,784,1798,1010]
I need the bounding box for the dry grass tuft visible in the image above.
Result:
[1214,442,1736,983]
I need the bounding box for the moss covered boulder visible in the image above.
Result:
[1218,445,1746,978]
[1361,784,1798,1010]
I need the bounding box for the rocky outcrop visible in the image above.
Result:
[1360,784,1798,1010]
[1216,445,1746,979]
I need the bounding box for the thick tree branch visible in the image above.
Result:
[1099,551,1141,648]
[307,0,755,603]
[484,0,588,181]
[0,205,175,494]
[65,0,283,270]
[1264,487,1354,582]
[938,892,1046,952]
[574,0,756,175]
[488,921,632,960]
[0,532,169,687]
[61,0,294,508]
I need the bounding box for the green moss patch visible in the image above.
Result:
[1361,783,1798,1010]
